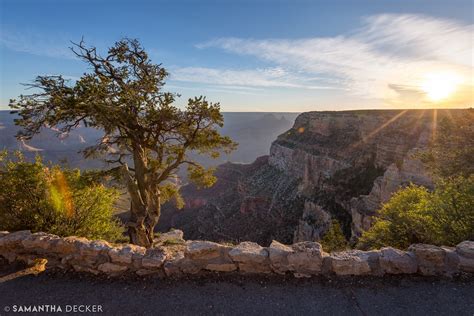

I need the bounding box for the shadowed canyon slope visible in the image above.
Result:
[160,109,468,245]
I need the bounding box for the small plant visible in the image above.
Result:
[358,176,474,250]
[0,151,124,242]
[320,220,348,252]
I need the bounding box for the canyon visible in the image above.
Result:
[160,109,465,245]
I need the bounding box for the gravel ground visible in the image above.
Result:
[0,263,473,316]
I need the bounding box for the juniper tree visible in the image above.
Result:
[10,38,236,247]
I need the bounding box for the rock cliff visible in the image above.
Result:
[160,109,467,245]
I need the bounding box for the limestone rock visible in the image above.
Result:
[408,244,459,275]
[456,241,474,259]
[185,240,223,260]
[350,148,433,239]
[0,230,31,250]
[49,238,77,254]
[98,262,128,274]
[80,240,113,257]
[458,256,474,273]
[21,232,60,250]
[287,241,326,276]
[205,263,237,272]
[141,248,167,269]
[327,250,372,275]
[229,242,268,263]
[164,251,201,276]
[155,230,184,245]
[268,240,293,274]
[455,241,474,273]
[293,202,330,243]
[379,247,417,274]
[109,244,146,264]
[229,242,270,273]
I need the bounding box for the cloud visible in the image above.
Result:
[0,28,74,59]
[170,66,340,91]
[196,14,473,103]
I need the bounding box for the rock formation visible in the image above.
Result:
[1,230,472,278]
[160,109,466,245]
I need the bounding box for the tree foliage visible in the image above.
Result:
[10,38,236,247]
[0,151,124,241]
[357,176,474,250]
[320,219,348,252]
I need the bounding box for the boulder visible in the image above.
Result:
[0,231,10,238]
[141,248,167,269]
[21,232,60,251]
[456,241,474,273]
[408,244,449,275]
[56,236,91,255]
[379,247,417,274]
[185,240,223,260]
[98,262,128,274]
[155,230,185,245]
[456,241,474,259]
[458,256,474,273]
[287,241,326,276]
[442,246,460,275]
[109,244,146,264]
[229,242,268,263]
[163,251,201,276]
[49,238,77,254]
[80,240,113,257]
[229,242,270,273]
[268,240,293,274]
[0,230,31,250]
[327,250,372,275]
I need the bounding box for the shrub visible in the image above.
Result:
[320,220,348,252]
[357,175,474,249]
[0,151,124,241]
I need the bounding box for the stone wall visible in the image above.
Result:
[1,230,472,278]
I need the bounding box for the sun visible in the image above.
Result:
[421,72,461,102]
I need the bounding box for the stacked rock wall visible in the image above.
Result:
[0,230,472,278]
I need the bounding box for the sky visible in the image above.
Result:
[0,0,473,112]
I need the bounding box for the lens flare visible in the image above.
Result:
[49,169,74,217]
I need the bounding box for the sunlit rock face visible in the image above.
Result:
[160,109,466,245]
[350,147,433,239]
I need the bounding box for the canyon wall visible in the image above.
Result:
[1,230,473,278]
[160,109,465,245]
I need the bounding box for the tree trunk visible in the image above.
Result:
[122,146,162,248]
[128,202,161,247]
[128,201,152,247]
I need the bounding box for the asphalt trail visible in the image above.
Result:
[0,269,473,315]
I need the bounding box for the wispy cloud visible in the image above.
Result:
[0,28,75,59]
[171,66,340,91]
[195,14,473,104]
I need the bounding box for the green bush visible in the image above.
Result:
[320,219,348,252]
[357,175,474,250]
[0,151,124,241]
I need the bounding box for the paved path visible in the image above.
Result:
[0,269,473,315]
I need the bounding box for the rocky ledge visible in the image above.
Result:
[0,230,472,278]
